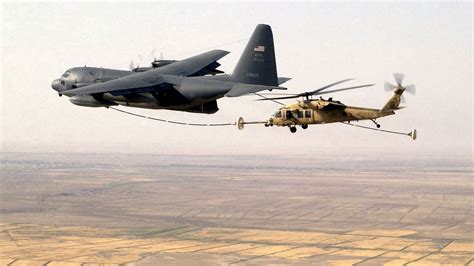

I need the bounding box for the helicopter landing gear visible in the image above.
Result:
[301,124,308,129]
[371,119,381,128]
[58,94,62,97]
[289,126,297,133]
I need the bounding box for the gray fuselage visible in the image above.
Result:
[52,66,231,113]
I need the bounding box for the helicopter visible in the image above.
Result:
[237,73,417,139]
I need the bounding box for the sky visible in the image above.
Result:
[1,2,472,157]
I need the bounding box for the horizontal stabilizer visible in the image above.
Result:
[278,77,291,85]
[161,75,286,98]
[225,84,286,97]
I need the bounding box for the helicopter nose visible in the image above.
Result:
[51,79,61,91]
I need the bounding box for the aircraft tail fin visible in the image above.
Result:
[382,88,404,111]
[231,24,278,86]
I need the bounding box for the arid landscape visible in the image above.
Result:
[0,153,472,265]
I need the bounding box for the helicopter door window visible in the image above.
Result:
[297,111,303,118]
[305,110,312,118]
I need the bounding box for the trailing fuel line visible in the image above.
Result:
[109,107,236,127]
[109,107,416,140]
[340,122,417,140]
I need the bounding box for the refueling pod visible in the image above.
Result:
[69,95,116,108]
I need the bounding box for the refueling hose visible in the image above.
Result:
[110,107,235,127]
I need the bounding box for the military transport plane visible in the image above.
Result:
[51,24,290,114]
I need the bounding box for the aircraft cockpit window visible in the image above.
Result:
[297,110,304,118]
[62,70,71,78]
[274,111,282,118]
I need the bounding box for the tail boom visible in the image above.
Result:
[382,88,405,111]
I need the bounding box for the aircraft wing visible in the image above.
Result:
[160,75,286,98]
[62,50,229,96]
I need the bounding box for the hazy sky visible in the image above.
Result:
[1,2,472,157]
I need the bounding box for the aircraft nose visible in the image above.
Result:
[51,79,61,91]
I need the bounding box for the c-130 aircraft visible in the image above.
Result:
[51,24,290,114]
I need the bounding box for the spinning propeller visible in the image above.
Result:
[129,60,136,70]
[129,57,143,70]
[384,73,416,103]
[129,48,164,70]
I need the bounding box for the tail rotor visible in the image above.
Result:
[384,81,396,92]
[393,73,405,87]
[404,84,416,95]
[384,73,416,104]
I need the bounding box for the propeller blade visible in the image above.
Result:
[312,84,375,96]
[384,81,395,91]
[129,60,135,70]
[393,73,405,86]
[404,84,416,95]
[159,51,164,60]
[151,48,157,60]
[309,78,355,95]
[400,95,406,104]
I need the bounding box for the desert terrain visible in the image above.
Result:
[0,153,472,265]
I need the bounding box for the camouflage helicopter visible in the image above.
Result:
[238,73,416,139]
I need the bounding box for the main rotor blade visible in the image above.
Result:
[260,78,355,100]
[309,78,355,95]
[313,84,375,96]
[256,92,300,96]
[404,84,416,95]
[258,84,375,101]
[393,73,405,86]
[256,94,300,101]
[253,92,285,105]
[384,81,395,91]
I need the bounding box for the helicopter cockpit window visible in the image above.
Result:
[297,110,304,118]
[274,111,282,118]
[62,70,71,78]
